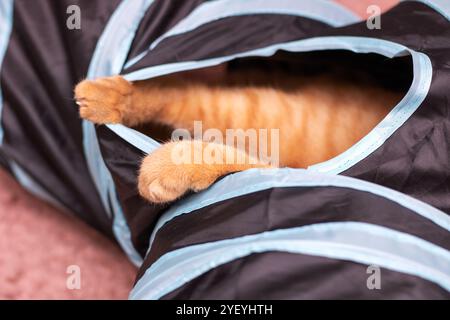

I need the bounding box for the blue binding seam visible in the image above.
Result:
[124,0,360,68]
[84,0,155,266]
[130,222,450,299]
[147,168,450,255]
[308,49,432,174]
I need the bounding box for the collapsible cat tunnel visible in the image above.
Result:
[1,0,449,299]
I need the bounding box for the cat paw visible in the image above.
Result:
[137,142,217,203]
[74,76,133,124]
[137,161,193,204]
[139,174,191,204]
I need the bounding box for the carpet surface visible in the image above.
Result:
[0,0,397,300]
[0,169,136,299]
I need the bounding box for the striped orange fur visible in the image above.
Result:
[75,66,401,203]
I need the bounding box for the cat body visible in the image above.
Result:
[74,66,400,203]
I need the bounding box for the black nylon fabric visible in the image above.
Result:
[162,252,450,299]
[137,186,450,280]
[96,125,163,253]
[126,0,208,62]
[124,13,330,73]
[0,0,120,235]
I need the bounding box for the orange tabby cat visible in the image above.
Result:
[74,66,401,203]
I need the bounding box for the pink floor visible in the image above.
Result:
[0,0,397,300]
[0,169,136,299]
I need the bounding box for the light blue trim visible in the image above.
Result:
[84,0,155,266]
[122,37,432,177]
[125,37,413,82]
[124,0,359,68]
[0,0,13,144]
[107,124,160,154]
[131,222,450,299]
[405,0,450,21]
[147,168,450,254]
[9,160,68,212]
[308,49,432,174]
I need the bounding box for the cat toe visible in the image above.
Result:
[138,175,189,204]
[146,179,186,203]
